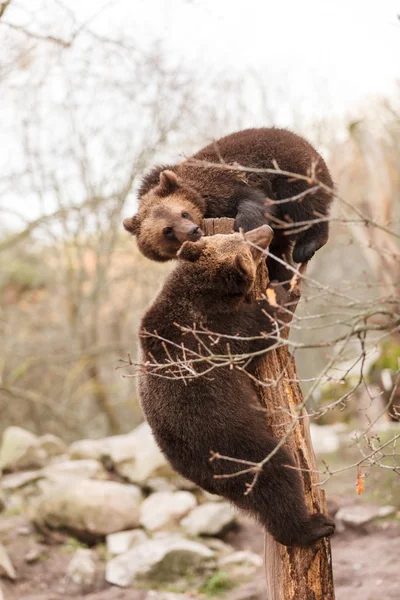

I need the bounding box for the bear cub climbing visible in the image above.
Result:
[124,127,333,281]
[138,225,335,547]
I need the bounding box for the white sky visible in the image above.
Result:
[1,0,399,225]
[69,0,400,116]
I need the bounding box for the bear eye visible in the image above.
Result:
[163,226,176,240]
[181,211,191,220]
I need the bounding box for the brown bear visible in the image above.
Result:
[138,225,335,547]
[123,127,333,282]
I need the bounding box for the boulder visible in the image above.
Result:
[147,594,191,600]
[219,550,263,569]
[67,548,97,587]
[181,502,236,536]
[1,470,42,491]
[106,529,148,555]
[0,543,16,581]
[40,459,107,485]
[105,537,215,587]
[35,479,142,539]
[69,423,173,484]
[202,490,223,502]
[37,434,67,457]
[204,538,234,556]
[335,504,396,528]
[146,477,178,493]
[170,476,197,491]
[219,551,263,581]
[24,545,47,564]
[69,438,104,461]
[0,427,47,472]
[140,492,197,531]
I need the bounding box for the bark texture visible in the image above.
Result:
[202,217,335,600]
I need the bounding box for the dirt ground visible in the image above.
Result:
[1,514,399,600]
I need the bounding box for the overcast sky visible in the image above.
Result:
[4,0,400,119]
[66,0,400,116]
[1,0,399,225]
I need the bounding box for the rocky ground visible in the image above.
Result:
[0,424,399,600]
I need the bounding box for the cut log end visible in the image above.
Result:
[202,217,235,236]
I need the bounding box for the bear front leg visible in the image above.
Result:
[266,183,331,266]
[251,444,335,547]
[210,429,335,547]
[292,219,329,263]
[266,249,294,287]
[233,188,269,233]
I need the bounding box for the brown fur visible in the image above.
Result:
[124,128,333,281]
[138,226,335,547]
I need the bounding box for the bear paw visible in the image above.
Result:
[297,512,336,547]
[273,512,335,548]
[292,222,329,264]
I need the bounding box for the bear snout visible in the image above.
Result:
[188,226,202,241]
[175,224,203,243]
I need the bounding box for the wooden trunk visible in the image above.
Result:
[202,217,335,600]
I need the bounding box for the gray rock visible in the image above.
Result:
[106,529,148,555]
[69,424,173,484]
[169,476,197,491]
[219,550,263,569]
[335,504,397,528]
[0,543,16,580]
[69,438,104,461]
[219,551,263,581]
[24,545,47,564]
[40,459,107,485]
[181,502,236,536]
[0,427,47,472]
[146,477,178,493]
[111,424,173,483]
[67,548,96,586]
[377,505,397,518]
[1,470,42,491]
[140,491,197,531]
[147,593,190,600]
[202,490,223,502]
[37,434,67,457]
[105,537,215,587]
[204,538,234,556]
[35,479,142,538]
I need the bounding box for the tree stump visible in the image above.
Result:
[202,217,335,600]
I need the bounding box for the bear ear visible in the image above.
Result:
[155,170,180,197]
[234,254,250,279]
[123,215,140,235]
[177,239,206,262]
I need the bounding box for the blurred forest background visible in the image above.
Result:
[0,0,399,443]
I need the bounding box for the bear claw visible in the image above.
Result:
[302,512,336,546]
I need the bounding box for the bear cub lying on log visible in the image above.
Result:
[138,225,335,547]
[124,127,333,282]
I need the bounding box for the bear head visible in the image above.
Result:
[123,170,206,262]
[175,224,273,311]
